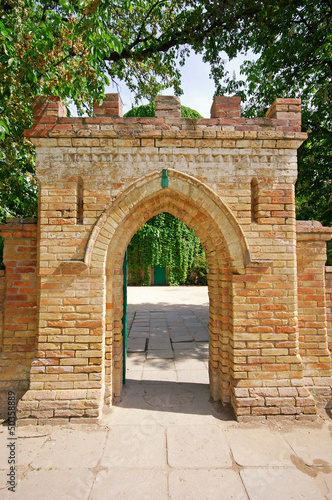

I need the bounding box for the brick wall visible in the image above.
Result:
[326,267,332,358]
[0,270,5,351]
[297,223,332,407]
[0,220,38,419]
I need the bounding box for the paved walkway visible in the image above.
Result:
[1,287,332,499]
[126,287,209,384]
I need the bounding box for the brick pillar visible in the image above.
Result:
[0,220,38,419]
[33,96,67,123]
[155,96,181,117]
[266,98,301,132]
[326,267,332,358]
[297,221,332,406]
[230,174,318,419]
[210,96,241,118]
[93,93,123,117]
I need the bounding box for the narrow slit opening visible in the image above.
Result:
[77,177,84,224]
[251,178,258,223]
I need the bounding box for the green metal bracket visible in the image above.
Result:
[161,169,168,187]
[122,250,127,385]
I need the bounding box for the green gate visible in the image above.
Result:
[122,250,127,384]
[154,265,167,285]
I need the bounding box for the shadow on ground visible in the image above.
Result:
[116,379,236,422]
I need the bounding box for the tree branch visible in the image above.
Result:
[128,0,167,50]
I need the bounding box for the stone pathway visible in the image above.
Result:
[0,287,332,499]
[126,308,209,384]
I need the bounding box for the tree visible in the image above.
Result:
[0,0,123,221]
[223,0,332,261]
[1,0,309,221]
[127,212,207,286]
[124,102,203,118]
[1,0,331,261]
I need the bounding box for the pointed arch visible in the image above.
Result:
[85,169,252,274]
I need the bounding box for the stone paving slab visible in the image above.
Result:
[142,370,177,382]
[0,470,10,498]
[31,429,107,469]
[283,426,332,466]
[226,428,295,467]
[9,469,95,500]
[91,469,168,500]
[315,471,332,500]
[176,370,209,383]
[127,344,147,351]
[147,350,174,359]
[18,435,50,466]
[173,350,205,360]
[143,359,174,370]
[148,340,172,348]
[172,341,196,350]
[169,469,248,500]
[170,335,193,342]
[128,333,148,341]
[126,370,143,380]
[101,425,166,468]
[174,358,207,370]
[0,431,10,469]
[240,468,325,500]
[192,332,209,341]
[167,424,232,468]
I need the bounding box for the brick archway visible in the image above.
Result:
[86,170,252,411]
[4,93,331,423]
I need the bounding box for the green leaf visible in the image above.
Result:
[0,121,9,141]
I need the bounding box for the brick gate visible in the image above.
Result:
[0,94,331,423]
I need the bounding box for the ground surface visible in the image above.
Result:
[0,286,332,499]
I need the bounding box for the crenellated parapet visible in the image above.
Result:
[25,94,306,149]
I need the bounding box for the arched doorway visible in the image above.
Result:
[86,169,250,415]
[125,213,210,392]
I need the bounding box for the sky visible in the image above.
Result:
[105,50,254,118]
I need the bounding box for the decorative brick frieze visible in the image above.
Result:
[0,94,331,423]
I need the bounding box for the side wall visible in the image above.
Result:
[326,267,332,358]
[0,270,5,353]
[0,220,38,419]
[297,224,332,407]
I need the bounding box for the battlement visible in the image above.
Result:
[25,94,305,147]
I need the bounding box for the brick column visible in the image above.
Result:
[93,93,123,117]
[155,96,181,117]
[326,267,332,358]
[210,96,241,118]
[297,222,332,406]
[266,98,302,131]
